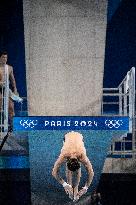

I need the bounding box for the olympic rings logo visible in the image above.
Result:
[105,120,123,129]
[20,120,38,129]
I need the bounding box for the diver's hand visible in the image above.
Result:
[64,184,73,195]
[73,194,79,202]
[63,182,73,197]
[77,186,88,198]
[14,90,19,96]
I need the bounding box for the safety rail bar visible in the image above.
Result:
[102,67,136,157]
[0,66,9,139]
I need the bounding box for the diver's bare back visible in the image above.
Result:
[61,131,87,159]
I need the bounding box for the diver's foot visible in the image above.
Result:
[68,192,73,200]
[73,195,79,202]
[73,187,79,202]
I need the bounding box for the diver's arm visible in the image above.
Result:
[52,154,65,185]
[81,155,94,188]
[52,155,73,195]
[77,155,94,198]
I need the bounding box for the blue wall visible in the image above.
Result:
[104,0,136,88]
[0,0,27,97]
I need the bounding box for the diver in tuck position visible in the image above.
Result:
[52,131,94,202]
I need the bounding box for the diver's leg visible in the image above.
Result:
[73,167,81,202]
[66,164,73,200]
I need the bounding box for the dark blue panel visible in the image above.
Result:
[0,0,27,99]
[115,142,121,150]
[125,142,132,150]
[104,0,136,88]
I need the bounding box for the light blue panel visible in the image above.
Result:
[29,130,125,204]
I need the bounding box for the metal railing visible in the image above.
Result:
[0,65,10,139]
[0,65,27,139]
[102,67,136,157]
